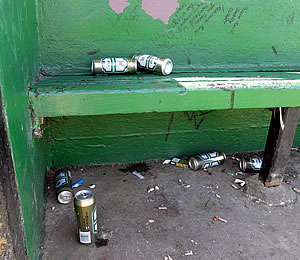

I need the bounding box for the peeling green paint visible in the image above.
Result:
[0,1,46,259]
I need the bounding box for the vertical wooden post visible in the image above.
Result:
[260,107,300,187]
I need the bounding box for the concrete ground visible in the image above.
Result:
[42,151,300,260]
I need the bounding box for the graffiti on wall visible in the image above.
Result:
[165,111,213,141]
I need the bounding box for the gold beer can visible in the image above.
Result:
[189,152,226,171]
[133,54,173,75]
[91,58,137,74]
[74,190,98,244]
[55,169,73,204]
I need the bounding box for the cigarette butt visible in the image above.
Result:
[158,206,168,210]
[203,168,208,172]
[155,186,159,190]
[292,187,300,193]
[213,216,227,223]
[215,194,220,199]
[232,184,240,190]
[148,219,155,223]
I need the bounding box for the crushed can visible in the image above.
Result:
[55,169,73,204]
[132,54,173,75]
[91,58,137,74]
[239,158,262,172]
[189,152,226,171]
[74,190,98,244]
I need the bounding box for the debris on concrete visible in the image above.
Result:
[215,194,221,199]
[147,187,154,193]
[285,180,292,184]
[89,184,96,189]
[51,206,55,211]
[158,206,168,210]
[178,179,191,188]
[147,185,159,193]
[184,250,194,256]
[213,216,227,223]
[72,178,84,188]
[148,219,155,223]
[164,255,173,260]
[232,184,240,190]
[292,187,300,193]
[95,238,109,248]
[163,158,189,168]
[231,156,240,161]
[132,171,144,179]
[234,179,246,187]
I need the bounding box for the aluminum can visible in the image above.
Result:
[239,158,262,172]
[91,58,137,74]
[133,54,173,75]
[55,169,73,204]
[74,190,98,244]
[189,152,226,171]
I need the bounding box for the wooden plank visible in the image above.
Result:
[29,72,300,117]
[260,107,300,187]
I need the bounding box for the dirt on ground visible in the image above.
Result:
[42,151,300,260]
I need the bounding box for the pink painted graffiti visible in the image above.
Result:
[109,0,130,14]
[142,0,179,24]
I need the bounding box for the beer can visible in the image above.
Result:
[91,58,137,74]
[239,158,262,172]
[189,152,226,171]
[133,54,173,75]
[55,169,73,204]
[74,190,98,244]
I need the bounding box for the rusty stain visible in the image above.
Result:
[272,46,278,55]
[88,49,100,55]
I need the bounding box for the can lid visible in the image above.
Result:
[161,58,173,75]
[75,190,94,201]
[239,160,246,172]
[58,190,73,204]
[189,157,199,171]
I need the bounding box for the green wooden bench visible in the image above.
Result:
[30,71,300,117]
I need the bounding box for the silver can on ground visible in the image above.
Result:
[189,152,226,171]
[133,54,173,75]
[74,190,98,244]
[239,158,262,172]
[91,58,137,74]
[55,169,73,204]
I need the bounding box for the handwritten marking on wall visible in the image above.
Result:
[223,7,248,31]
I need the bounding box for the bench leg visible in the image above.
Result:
[259,107,300,187]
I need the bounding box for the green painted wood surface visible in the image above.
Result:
[37,0,300,73]
[0,1,46,259]
[30,72,300,117]
[45,109,300,167]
